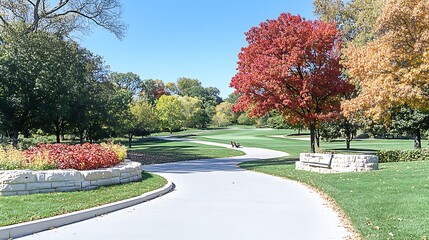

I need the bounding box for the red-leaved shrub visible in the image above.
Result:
[25,143,121,170]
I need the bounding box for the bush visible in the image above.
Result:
[377,148,429,163]
[0,143,127,170]
[101,142,127,161]
[26,143,122,170]
[0,146,27,170]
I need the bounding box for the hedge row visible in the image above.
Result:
[377,148,429,163]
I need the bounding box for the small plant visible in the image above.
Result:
[0,146,27,170]
[101,142,127,161]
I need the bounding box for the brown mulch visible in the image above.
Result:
[127,151,201,165]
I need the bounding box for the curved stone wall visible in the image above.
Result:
[296,153,378,173]
[0,160,142,196]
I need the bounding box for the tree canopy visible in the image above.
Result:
[231,13,354,152]
[342,0,429,122]
[0,0,126,39]
[313,0,386,46]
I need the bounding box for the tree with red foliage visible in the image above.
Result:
[230,13,354,153]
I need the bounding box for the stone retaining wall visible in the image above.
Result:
[0,160,142,196]
[296,153,378,173]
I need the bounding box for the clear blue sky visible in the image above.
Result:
[79,0,316,98]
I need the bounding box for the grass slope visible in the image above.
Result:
[0,172,167,227]
[184,126,427,157]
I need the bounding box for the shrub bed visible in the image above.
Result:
[0,143,127,170]
[377,148,429,163]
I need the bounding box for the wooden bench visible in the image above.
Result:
[301,153,333,168]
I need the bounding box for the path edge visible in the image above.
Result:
[0,180,174,240]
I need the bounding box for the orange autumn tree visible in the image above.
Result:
[342,0,429,121]
[230,13,354,153]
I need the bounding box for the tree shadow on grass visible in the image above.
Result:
[240,158,298,169]
[326,148,377,154]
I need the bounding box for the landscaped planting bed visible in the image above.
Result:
[0,143,139,196]
[0,143,127,170]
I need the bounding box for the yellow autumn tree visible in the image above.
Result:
[342,0,429,122]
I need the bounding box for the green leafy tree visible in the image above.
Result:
[177,78,203,96]
[237,113,256,126]
[109,72,142,96]
[391,106,429,149]
[68,51,112,144]
[180,96,204,129]
[313,0,386,46]
[212,102,234,127]
[165,82,179,95]
[124,99,158,148]
[156,95,184,134]
[139,79,166,105]
[319,117,360,149]
[266,112,289,130]
[0,25,87,144]
[176,78,222,128]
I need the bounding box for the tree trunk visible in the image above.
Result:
[310,123,316,153]
[56,132,61,143]
[128,132,133,148]
[316,128,320,148]
[88,129,93,143]
[78,128,84,145]
[345,120,351,150]
[55,123,61,143]
[11,130,19,148]
[54,119,62,143]
[346,139,351,149]
[414,128,421,149]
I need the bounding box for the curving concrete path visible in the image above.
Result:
[19,138,351,240]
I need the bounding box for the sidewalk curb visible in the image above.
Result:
[0,180,174,240]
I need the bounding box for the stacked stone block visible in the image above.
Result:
[0,160,142,196]
[296,153,378,173]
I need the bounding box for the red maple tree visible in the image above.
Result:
[230,13,354,153]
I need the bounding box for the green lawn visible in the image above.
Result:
[0,172,167,227]
[127,137,245,165]
[183,126,428,157]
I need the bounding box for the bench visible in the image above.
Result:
[230,141,241,148]
[301,153,333,168]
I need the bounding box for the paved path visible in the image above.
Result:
[20,138,351,240]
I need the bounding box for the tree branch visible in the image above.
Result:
[44,0,70,16]
[0,14,9,27]
[26,0,36,7]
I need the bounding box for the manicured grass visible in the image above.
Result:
[240,158,429,239]
[183,127,428,157]
[0,172,167,227]
[127,137,245,165]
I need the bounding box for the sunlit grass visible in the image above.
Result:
[0,172,167,227]
[240,159,429,239]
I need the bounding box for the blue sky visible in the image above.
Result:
[79,0,316,98]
